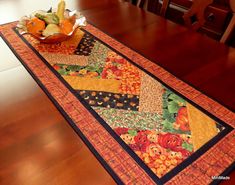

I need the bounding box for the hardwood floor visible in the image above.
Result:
[0,66,115,185]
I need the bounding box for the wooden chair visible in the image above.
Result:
[167,0,235,43]
[150,0,215,30]
[144,0,235,43]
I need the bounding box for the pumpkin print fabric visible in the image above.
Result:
[114,128,193,177]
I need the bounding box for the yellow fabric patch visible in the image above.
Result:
[187,103,218,151]
[62,28,85,47]
[62,75,121,93]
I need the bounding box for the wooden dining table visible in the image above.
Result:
[0,0,234,184]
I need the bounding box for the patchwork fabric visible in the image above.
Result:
[52,63,102,77]
[78,90,139,111]
[88,42,110,68]
[2,22,233,184]
[139,72,164,114]
[101,51,141,95]
[41,52,88,66]
[113,127,193,178]
[62,75,121,93]
[24,28,84,54]
[93,107,163,131]
[119,60,141,95]
[25,29,226,179]
[187,103,218,151]
[75,33,96,56]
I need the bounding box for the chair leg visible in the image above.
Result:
[160,0,170,17]
[138,0,147,8]
[220,14,235,43]
[129,0,138,5]
[220,0,235,43]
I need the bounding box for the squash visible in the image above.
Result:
[60,19,73,35]
[26,17,46,36]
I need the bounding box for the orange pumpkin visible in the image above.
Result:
[176,107,190,131]
[158,133,182,150]
[26,17,45,36]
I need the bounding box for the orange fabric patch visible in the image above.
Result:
[119,62,141,95]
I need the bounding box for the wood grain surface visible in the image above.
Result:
[0,66,115,185]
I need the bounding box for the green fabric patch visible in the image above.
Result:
[88,42,110,68]
[53,63,103,78]
[93,107,163,131]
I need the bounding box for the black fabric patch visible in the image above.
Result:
[75,33,96,56]
[77,90,139,111]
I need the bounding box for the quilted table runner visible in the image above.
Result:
[0,22,234,185]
